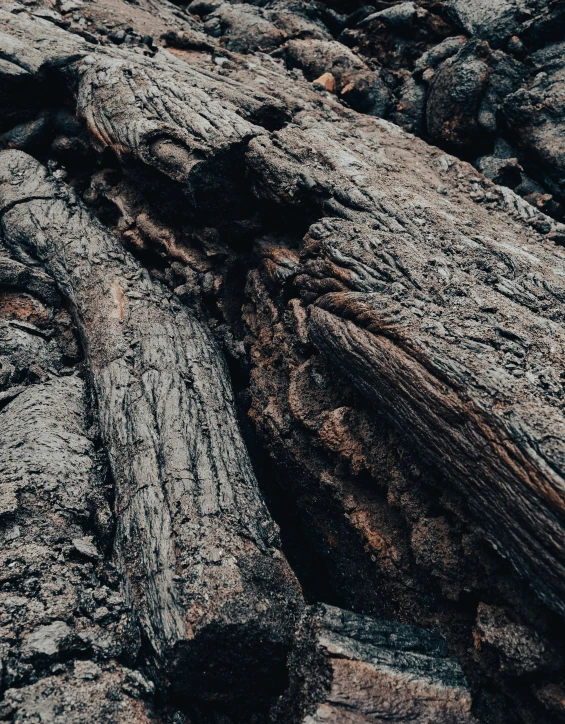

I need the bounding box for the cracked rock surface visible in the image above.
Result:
[2,1,565,723]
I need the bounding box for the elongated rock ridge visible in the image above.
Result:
[0,149,303,708]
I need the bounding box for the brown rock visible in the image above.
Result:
[312,72,336,93]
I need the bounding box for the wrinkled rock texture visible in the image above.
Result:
[2,1,565,723]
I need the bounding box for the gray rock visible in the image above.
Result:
[187,0,227,16]
[340,69,391,117]
[344,5,376,29]
[390,75,426,134]
[199,1,330,54]
[426,39,491,150]
[73,660,101,680]
[475,604,561,675]
[72,536,101,560]
[493,136,519,158]
[477,154,524,188]
[426,39,523,147]
[519,1,565,48]
[3,669,159,723]
[21,621,73,659]
[0,482,18,518]
[477,49,526,133]
[273,604,475,723]
[359,1,419,29]
[445,0,548,48]
[0,110,51,150]
[283,38,390,116]
[203,4,286,52]
[414,35,467,75]
[503,41,565,202]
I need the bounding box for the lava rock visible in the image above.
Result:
[477,154,524,188]
[503,40,565,203]
[340,69,391,116]
[20,622,77,660]
[344,5,376,30]
[519,1,565,49]
[474,604,561,675]
[426,39,491,150]
[477,49,525,133]
[445,0,548,49]
[1,110,51,151]
[203,4,286,52]
[283,38,391,116]
[359,1,419,31]
[72,536,101,560]
[414,35,467,76]
[389,75,427,134]
[273,604,476,723]
[0,58,44,131]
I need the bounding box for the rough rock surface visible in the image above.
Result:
[177,0,565,221]
[445,0,548,48]
[274,604,475,723]
[2,1,565,723]
[0,149,303,711]
[0,250,165,722]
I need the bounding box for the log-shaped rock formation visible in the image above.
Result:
[0,150,302,708]
[0,255,162,722]
[244,119,565,619]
